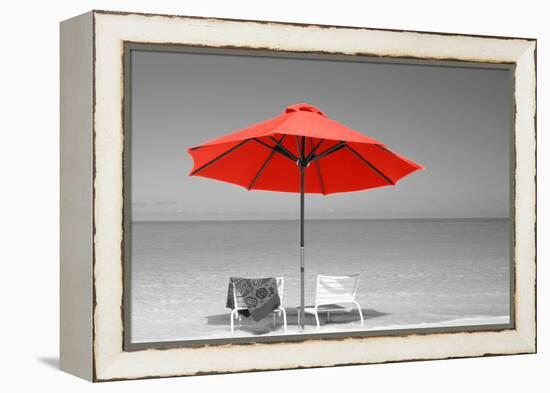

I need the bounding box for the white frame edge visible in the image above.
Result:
[89,11,536,381]
[60,11,94,381]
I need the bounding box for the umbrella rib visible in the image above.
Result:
[190,139,251,175]
[315,160,326,195]
[252,137,295,162]
[295,135,302,159]
[247,135,286,190]
[252,137,275,150]
[344,144,396,185]
[269,136,298,161]
[305,139,324,162]
[376,144,423,169]
[309,138,326,195]
[309,141,346,163]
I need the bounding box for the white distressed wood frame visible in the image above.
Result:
[60,10,536,382]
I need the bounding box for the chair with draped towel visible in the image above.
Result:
[229,276,287,333]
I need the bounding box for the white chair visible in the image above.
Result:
[299,274,364,330]
[230,277,287,333]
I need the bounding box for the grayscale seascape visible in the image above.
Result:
[128,49,513,344]
[130,219,510,343]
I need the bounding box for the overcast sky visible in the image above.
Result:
[130,49,512,221]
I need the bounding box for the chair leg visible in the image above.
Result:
[297,308,300,327]
[280,307,287,332]
[272,312,277,328]
[354,301,364,326]
[314,309,320,330]
[230,310,236,333]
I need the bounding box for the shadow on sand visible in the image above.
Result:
[205,307,389,335]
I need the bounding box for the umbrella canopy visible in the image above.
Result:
[188,103,422,194]
[188,103,424,331]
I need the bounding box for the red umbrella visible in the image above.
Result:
[188,103,424,330]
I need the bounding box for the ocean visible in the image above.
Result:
[129,219,510,343]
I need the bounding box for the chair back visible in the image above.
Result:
[231,277,285,309]
[314,274,360,307]
[276,276,285,305]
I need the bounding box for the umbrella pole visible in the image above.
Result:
[299,165,305,331]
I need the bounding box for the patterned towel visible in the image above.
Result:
[226,277,281,322]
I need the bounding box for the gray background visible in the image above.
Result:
[131,50,512,221]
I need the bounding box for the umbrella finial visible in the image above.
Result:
[285,103,326,117]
